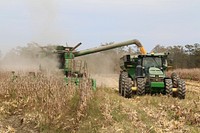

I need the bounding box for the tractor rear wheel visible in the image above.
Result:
[165,79,173,95]
[178,79,186,99]
[171,72,180,88]
[124,78,132,98]
[137,78,145,96]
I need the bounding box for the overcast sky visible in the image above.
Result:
[0,0,200,54]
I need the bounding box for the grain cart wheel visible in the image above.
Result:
[119,72,122,94]
[121,72,128,96]
[171,72,180,88]
[177,79,186,99]
[137,78,145,96]
[165,79,173,95]
[124,78,132,98]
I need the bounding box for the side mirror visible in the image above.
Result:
[137,59,142,65]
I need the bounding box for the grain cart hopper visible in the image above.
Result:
[55,39,146,90]
[119,51,186,99]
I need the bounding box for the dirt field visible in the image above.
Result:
[0,73,199,132]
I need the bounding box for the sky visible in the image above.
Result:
[0,0,200,55]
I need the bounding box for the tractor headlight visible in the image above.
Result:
[150,74,155,77]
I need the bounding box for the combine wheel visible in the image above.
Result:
[124,78,132,98]
[165,79,173,95]
[177,79,186,99]
[137,78,145,96]
[171,72,180,88]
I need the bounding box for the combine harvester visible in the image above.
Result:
[54,39,145,90]
[119,41,186,99]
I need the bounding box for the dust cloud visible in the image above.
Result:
[75,45,137,87]
[0,44,59,76]
[26,0,64,43]
[76,49,125,88]
[0,0,62,74]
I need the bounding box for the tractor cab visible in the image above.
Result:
[137,53,168,77]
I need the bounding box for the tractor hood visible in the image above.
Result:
[149,67,165,77]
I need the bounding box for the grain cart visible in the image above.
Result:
[119,52,186,99]
[55,39,146,90]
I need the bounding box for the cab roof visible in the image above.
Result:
[131,53,169,58]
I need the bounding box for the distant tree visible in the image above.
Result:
[166,45,187,68]
[193,43,200,67]
[185,44,194,55]
[194,43,200,50]
[151,44,167,53]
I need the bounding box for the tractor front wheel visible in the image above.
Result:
[165,79,173,95]
[137,78,145,96]
[178,79,186,99]
[124,78,132,98]
[171,72,180,88]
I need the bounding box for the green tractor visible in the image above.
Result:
[119,53,186,99]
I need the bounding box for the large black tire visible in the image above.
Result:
[137,78,145,96]
[178,79,186,99]
[124,78,132,98]
[120,72,128,96]
[165,79,173,95]
[171,72,180,88]
[119,72,122,94]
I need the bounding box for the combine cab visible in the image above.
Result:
[55,45,93,88]
[119,53,186,99]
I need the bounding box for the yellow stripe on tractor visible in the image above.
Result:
[132,87,137,91]
[172,88,178,92]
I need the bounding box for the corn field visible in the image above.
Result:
[0,70,199,132]
[0,71,93,132]
[167,68,200,81]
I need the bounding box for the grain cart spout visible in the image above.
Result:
[73,39,147,57]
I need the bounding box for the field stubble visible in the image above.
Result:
[0,71,93,132]
[0,70,199,132]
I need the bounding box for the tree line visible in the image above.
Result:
[0,43,199,70]
[151,43,200,68]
